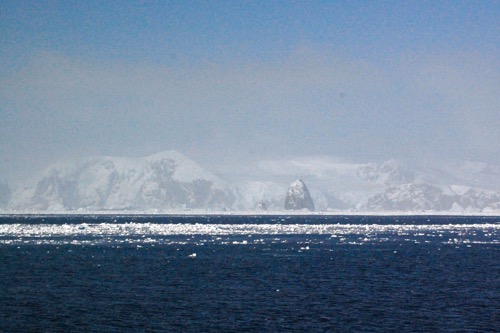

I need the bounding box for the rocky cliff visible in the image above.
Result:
[284,179,315,211]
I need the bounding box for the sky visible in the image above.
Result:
[0,0,499,184]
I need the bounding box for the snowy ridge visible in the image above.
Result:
[8,151,234,211]
[3,152,500,214]
[254,157,500,213]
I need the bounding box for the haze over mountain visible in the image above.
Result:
[3,151,499,214]
[0,0,500,184]
[1,1,498,207]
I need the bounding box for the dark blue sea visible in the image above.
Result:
[0,214,498,332]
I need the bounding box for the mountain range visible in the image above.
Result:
[2,151,499,214]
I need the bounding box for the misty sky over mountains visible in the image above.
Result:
[1,1,499,184]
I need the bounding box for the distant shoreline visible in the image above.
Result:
[1,210,499,218]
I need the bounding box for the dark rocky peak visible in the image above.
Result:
[284,179,315,211]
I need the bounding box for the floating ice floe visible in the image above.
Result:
[0,222,498,237]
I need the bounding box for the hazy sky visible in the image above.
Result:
[1,0,499,182]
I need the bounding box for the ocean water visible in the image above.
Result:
[0,215,498,332]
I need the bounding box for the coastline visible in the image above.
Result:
[1,209,499,217]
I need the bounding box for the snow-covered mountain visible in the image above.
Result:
[361,183,500,213]
[362,183,455,211]
[8,151,235,211]
[250,157,500,213]
[4,152,500,213]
